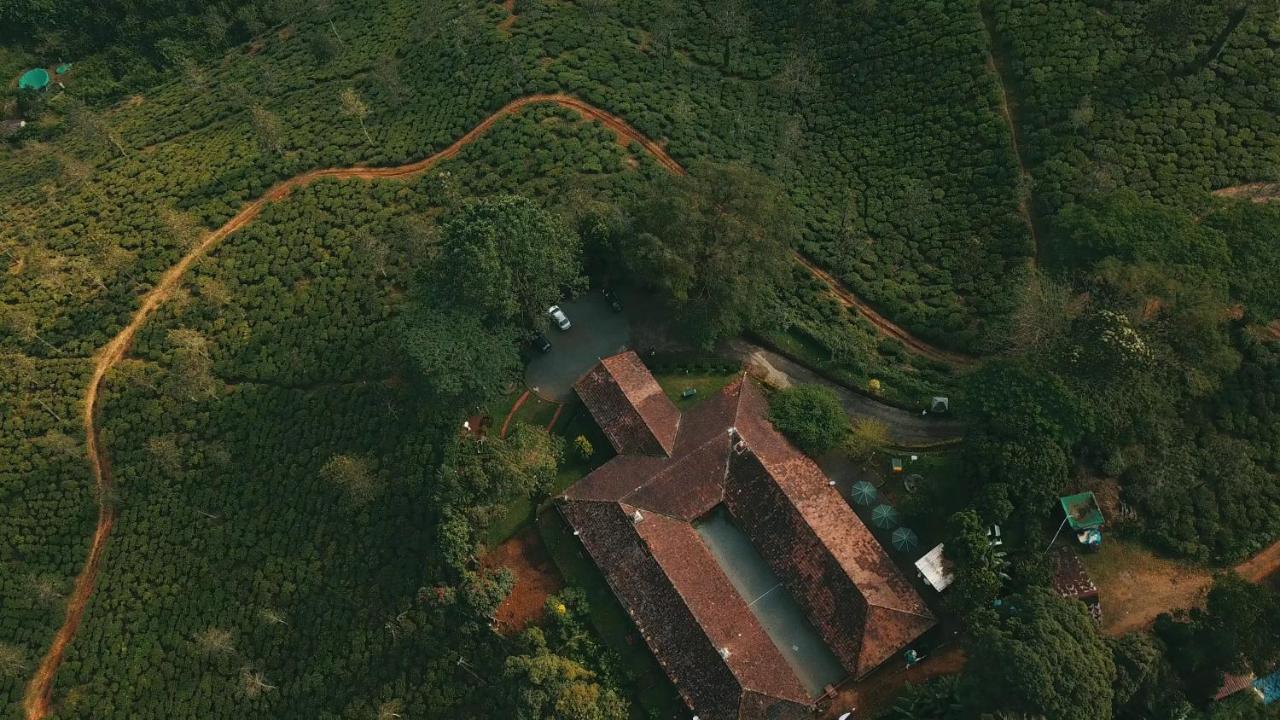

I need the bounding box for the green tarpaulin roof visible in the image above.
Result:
[19,68,50,90]
[1060,492,1104,530]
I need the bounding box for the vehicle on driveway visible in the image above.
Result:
[601,288,622,312]
[548,305,571,330]
[532,332,552,353]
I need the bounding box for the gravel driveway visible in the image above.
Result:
[728,340,964,447]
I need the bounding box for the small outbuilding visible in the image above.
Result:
[1058,491,1105,549]
[1214,673,1257,702]
[1255,671,1280,705]
[914,543,955,592]
[18,68,51,90]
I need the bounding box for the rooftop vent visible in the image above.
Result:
[631,509,644,524]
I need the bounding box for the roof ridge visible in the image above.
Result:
[616,499,688,525]
[865,598,936,620]
[616,433,728,510]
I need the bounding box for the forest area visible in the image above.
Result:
[1,0,1279,719]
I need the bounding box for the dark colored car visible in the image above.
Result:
[601,288,622,313]
[532,332,552,353]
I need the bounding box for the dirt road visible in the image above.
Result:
[731,340,964,447]
[22,93,971,718]
[792,254,976,368]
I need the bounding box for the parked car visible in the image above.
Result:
[548,305,571,330]
[601,288,622,313]
[532,332,552,353]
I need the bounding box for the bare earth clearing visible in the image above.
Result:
[1214,181,1280,203]
[481,527,564,635]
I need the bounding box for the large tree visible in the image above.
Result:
[400,305,522,406]
[961,588,1116,720]
[502,628,629,720]
[624,161,796,346]
[1156,574,1280,701]
[437,194,584,327]
[767,384,847,456]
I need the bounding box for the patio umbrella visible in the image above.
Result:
[891,527,919,552]
[871,504,899,529]
[850,481,878,506]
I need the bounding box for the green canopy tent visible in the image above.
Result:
[18,68,50,90]
[891,527,919,552]
[850,481,878,506]
[871,504,899,529]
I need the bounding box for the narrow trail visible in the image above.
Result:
[1213,181,1280,203]
[22,92,963,718]
[978,1,1046,266]
[792,253,976,367]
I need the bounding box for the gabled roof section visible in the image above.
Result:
[731,380,935,676]
[574,351,679,456]
[557,498,809,719]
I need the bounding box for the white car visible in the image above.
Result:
[548,305,571,331]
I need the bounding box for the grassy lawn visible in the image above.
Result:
[654,368,738,410]
[482,401,613,547]
[538,508,684,720]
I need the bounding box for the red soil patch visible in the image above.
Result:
[500,390,531,438]
[498,0,517,33]
[464,413,492,437]
[482,527,564,635]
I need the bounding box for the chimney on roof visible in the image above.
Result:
[631,509,644,524]
[718,647,731,659]
[728,426,749,455]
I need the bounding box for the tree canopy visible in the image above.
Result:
[436,194,584,327]
[961,588,1117,720]
[623,161,797,346]
[767,384,848,456]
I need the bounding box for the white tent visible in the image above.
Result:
[914,543,955,592]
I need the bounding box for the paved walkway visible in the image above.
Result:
[729,340,964,447]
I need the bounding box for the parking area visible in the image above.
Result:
[525,291,631,401]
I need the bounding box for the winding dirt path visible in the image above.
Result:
[21,93,965,718]
[978,1,1046,265]
[792,253,976,367]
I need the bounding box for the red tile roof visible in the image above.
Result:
[559,353,936,719]
[574,351,680,456]
[730,380,935,676]
[1215,673,1257,701]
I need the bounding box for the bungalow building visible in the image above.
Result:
[556,351,935,720]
